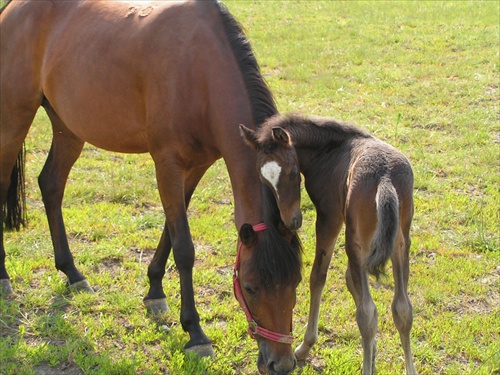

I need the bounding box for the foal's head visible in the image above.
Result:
[240,124,302,231]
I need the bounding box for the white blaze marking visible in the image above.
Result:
[261,161,282,199]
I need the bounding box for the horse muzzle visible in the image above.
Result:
[258,342,297,375]
[283,210,302,231]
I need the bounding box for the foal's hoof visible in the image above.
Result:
[0,279,14,296]
[185,343,215,358]
[69,279,94,293]
[144,298,169,315]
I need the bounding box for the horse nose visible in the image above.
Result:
[267,355,297,374]
[288,212,302,231]
[293,212,302,229]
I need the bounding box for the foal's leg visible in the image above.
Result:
[38,106,90,290]
[295,212,343,361]
[391,229,418,374]
[152,157,213,356]
[345,230,378,375]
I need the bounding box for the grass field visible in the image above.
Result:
[1,1,499,374]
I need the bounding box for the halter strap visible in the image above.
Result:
[233,223,294,345]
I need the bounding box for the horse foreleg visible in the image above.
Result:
[345,232,378,375]
[295,214,342,361]
[392,230,418,375]
[38,108,89,291]
[144,223,171,314]
[144,166,208,315]
[153,160,213,357]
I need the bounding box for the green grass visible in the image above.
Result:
[1,1,499,374]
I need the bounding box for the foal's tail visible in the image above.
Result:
[367,178,399,279]
[2,145,27,231]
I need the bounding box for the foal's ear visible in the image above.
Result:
[239,223,258,247]
[239,124,259,149]
[272,127,292,146]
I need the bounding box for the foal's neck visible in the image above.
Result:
[283,116,371,172]
[285,116,370,150]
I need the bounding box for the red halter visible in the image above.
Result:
[233,223,294,345]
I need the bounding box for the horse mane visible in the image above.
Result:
[214,0,278,127]
[258,114,372,152]
[214,1,301,286]
[250,184,302,287]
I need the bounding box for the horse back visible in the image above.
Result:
[1,0,247,156]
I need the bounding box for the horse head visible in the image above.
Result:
[240,124,302,231]
[235,223,301,374]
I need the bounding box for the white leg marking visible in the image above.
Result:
[261,161,281,199]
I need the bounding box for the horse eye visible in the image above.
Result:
[244,284,256,295]
[290,168,298,180]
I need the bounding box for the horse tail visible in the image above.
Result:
[367,177,399,279]
[3,144,27,231]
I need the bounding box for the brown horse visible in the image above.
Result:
[0,1,302,373]
[241,114,418,374]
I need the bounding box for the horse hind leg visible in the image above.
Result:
[345,234,378,375]
[391,230,418,375]
[1,101,39,295]
[38,104,91,292]
[1,148,27,295]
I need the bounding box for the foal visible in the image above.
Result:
[241,114,418,374]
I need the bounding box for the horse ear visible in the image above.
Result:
[272,127,292,146]
[239,124,259,149]
[239,223,258,247]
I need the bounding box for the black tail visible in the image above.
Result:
[367,178,399,279]
[3,144,27,231]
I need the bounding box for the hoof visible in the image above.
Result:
[185,343,215,358]
[294,343,310,361]
[69,279,94,293]
[144,298,169,315]
[0,279,14,296]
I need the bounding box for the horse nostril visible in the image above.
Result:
[267,360,276,373]
[267,357,296,374]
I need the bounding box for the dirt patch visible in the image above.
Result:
[129,247,156,267]
[33,361,84,375]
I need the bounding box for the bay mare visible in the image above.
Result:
[241,114,417,374]
[0,1,301,373]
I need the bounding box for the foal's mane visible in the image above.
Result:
[258,114,372,152]
[214,1,302,286]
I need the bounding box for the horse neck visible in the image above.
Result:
[208,0,279,229]
[283,118,368,174]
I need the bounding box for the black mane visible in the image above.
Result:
[215,2,301,286]
[215,1,278,127]
[258,114,372,151]
[250,184,302,287]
